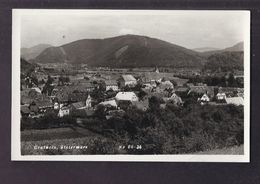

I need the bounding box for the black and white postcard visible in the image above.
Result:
[12,10,250,162]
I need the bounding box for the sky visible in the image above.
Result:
[20,10,249,49]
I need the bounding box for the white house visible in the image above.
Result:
[99,99,118,108]
[199,94,210,104]
[216,92,226,100]
[58,106,70,117]
[115,92,139,102]
[53,102,59,110]
[118,75,137,87]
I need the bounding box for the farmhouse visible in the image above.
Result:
[118,75,137,87]
[105,80,119,91]
[163,93,183,106]
[188,86,214,97]
[158,80,174,90]
[115,92,139,102]
[71,101,86,110]
[200,94,210,102]
[58,106,70,117]
[216,93,226,100]
[35,99,53,111]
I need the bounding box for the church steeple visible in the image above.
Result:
[85,94,92,109]
[155,66,160,73]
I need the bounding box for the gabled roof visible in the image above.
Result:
[35,99,53,108]
[99,99,118,107]
[158,80,174,90]
[163,93,183,104]
[175,86,189,92]
[71,101,85,109]
[105,80,118,86]
[188,86,214,96]
[218,87,244,93]
[115,92,138,101]
[121,75,136,82]
[68,92,88,102]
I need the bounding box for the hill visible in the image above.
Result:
[21,44,52,61]
[34,35,205,68]
[202,42,244,57]
[223,41,243,52]
[204,51,244,71]
[21,58,35,73]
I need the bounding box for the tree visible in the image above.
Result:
[94,105,106,119]
[46,75,53,85]
[148,96,163,112]
[228,73,235,87]
[137,90,147,101]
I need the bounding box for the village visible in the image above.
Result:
[20,64,244,125]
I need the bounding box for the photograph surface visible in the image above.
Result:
[12,10,250,161]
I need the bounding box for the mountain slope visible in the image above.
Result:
[204,51,244,71]
[21,44,52,61]
[21,58,35,73]
[223,42,243,52]
[34,35,205,68]
[201,42,244,57]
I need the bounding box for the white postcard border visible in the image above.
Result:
[12,9,250,162]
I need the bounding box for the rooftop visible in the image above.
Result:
[121,75,136,82]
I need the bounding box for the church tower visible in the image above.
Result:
[85,94,92,109]
[155,66,160,73]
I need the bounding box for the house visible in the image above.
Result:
[51,86,71,102]
[163,93,183,106]
[99,99,118,108]
[198,94,210,105]
[218,87,243,98]
[142,72,165,84]
[225,97,244,106]
[54,102,59,110]
[115,92,139,102]
[118,75,137,87]
[158,80,174,91]
[35,99,53,111]
[105,80,119,91]
[216,93,226,101]
[71,101,86,110]
[58,106,70,117]
[170,78,189,87]
[188,86,214,98]
[175,86,189,96]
